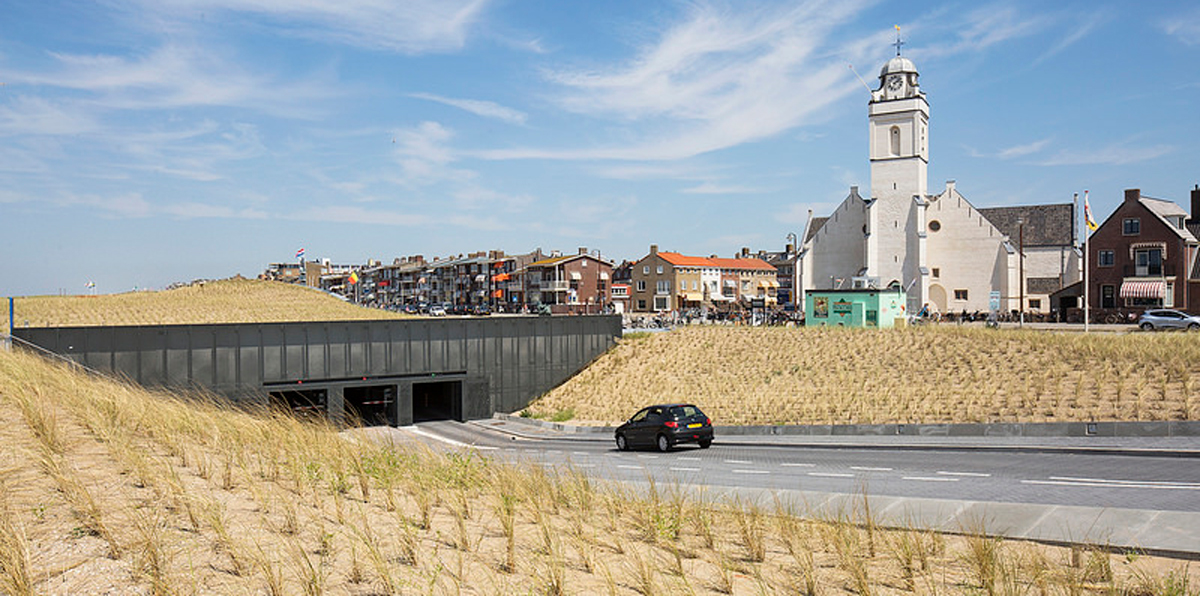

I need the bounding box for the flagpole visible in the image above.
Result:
[1082,192,1090,333]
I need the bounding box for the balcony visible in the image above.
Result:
[544,280,570,292]
[1122,263,1175,278]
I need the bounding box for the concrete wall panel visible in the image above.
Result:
[15,316,619,421]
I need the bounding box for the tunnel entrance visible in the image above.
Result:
[344,385,397,427]
[412,380,462,422]
[269,389,328,419]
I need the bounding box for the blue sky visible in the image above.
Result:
[3,1,1199,296]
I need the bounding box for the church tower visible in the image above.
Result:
[865,44,929,302]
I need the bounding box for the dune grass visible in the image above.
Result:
[1,347,1197,594]
[527,325,1200,425]
[7,277,407,328]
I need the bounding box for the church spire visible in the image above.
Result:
[893,25,904,56]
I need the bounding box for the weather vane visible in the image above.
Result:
[893,24,904,56]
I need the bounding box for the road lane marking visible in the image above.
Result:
[808,472,854,478]
[903,476,959,482]
[572,452,590,457]
[733,469,770,475]
[725,459,753,464]
[1049,476,1200,487]
[405,427,499,450]
[573,464,596,468]
[677,457,702,461]
[637,455,660,459]
[780,463,815,467]
[546,450,562,455]
[937,471,991,477]
[670,467,701,472]
[618,465,643,470]
[1022,479,1200,490]
[850,466,893,472]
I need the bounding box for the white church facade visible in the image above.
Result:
[797,52,1080,316]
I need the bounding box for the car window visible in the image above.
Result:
[647,407,665,421]
[630,409,649,422]
[671,405,701,419]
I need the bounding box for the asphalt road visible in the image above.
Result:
[410,420,1200,514]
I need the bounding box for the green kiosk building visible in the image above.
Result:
[804,288,907,328]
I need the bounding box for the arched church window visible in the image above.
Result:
[890,126,901,156]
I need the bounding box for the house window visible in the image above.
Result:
[653,296,669,311]
[637,299,647,310]
[1101,285,1116,309]
[1122,218,1140,235]
[1134,248,1162,276]
[643,266,649,274]
[656,280,670,295]
[1029,299,1041,310]
[931,268,940,279]
[1166,281,1175,308]
[954,289,968,301]
[636,280,646,292]
[1098,250,1115,267]
[657,265,664,275]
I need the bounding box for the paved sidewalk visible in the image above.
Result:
[475,415,1200,457]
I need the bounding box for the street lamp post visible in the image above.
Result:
[1017,217,1025,327]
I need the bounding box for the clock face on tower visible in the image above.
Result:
[886,74,903,93]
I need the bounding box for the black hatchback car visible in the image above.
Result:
[615,404,713,452]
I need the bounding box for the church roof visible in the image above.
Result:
[880,56,917,77]
[805,217,829,243]
[978,204,1075,247]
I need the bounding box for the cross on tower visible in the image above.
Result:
[893,25,905,56]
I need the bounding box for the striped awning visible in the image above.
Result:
[1120,280,1165,299]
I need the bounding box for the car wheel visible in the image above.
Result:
[615,433,628,451]
[656,434,671,453]
[1140,322,1154,331]
[698,439,712,449]
[1190,323,1200,331]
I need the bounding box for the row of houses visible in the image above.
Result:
[262,245,786,314]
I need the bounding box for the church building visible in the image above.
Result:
[796,48,1080,316]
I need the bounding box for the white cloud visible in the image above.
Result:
[140,0,492,53]
[1162,9,1200,45]
[292,205,431,226]
[1039,143,1174,166]
[410,93,527,125]
[0,96,102,137]
[681,182,764,195]
[997,138,1052,159]
[483,0,875,162]
[919,4,1052,59]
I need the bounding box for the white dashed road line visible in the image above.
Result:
[808,472,854,478]
[937,471,991,477]
[733,469,770,475]
[677,457,702,462]
[780,462,815,467]
[724,459,753,464]
[1022,477,1200,490]
[850,466,893,472]
[670,467,701,472]
[618,465,643,470]
[904,476,959,482]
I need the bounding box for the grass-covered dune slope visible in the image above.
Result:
[1,348,1196,595]
[9,278,407,328]
[528,326,1200,426]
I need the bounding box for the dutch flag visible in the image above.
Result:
[296,247,305,260]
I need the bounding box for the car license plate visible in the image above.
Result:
[687,423,702,428]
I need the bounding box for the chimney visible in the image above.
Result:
[649,244,658,255]
[741,247,750,258]
[946,179,956,193]
[786,243,794,253]
[578,247,587,255]
[1191,184,1200,223]
[1125,189,1140,204]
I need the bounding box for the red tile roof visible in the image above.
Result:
[656,251,775,271]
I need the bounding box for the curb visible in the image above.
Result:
[483,414,1200,457]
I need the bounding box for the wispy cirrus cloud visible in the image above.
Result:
[409,93,527,125]
[1039,143,1173,166]
[134,0,492,54]
[1161,8,1200,45]
[997,137,1052,159]
[482,0,879,161]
